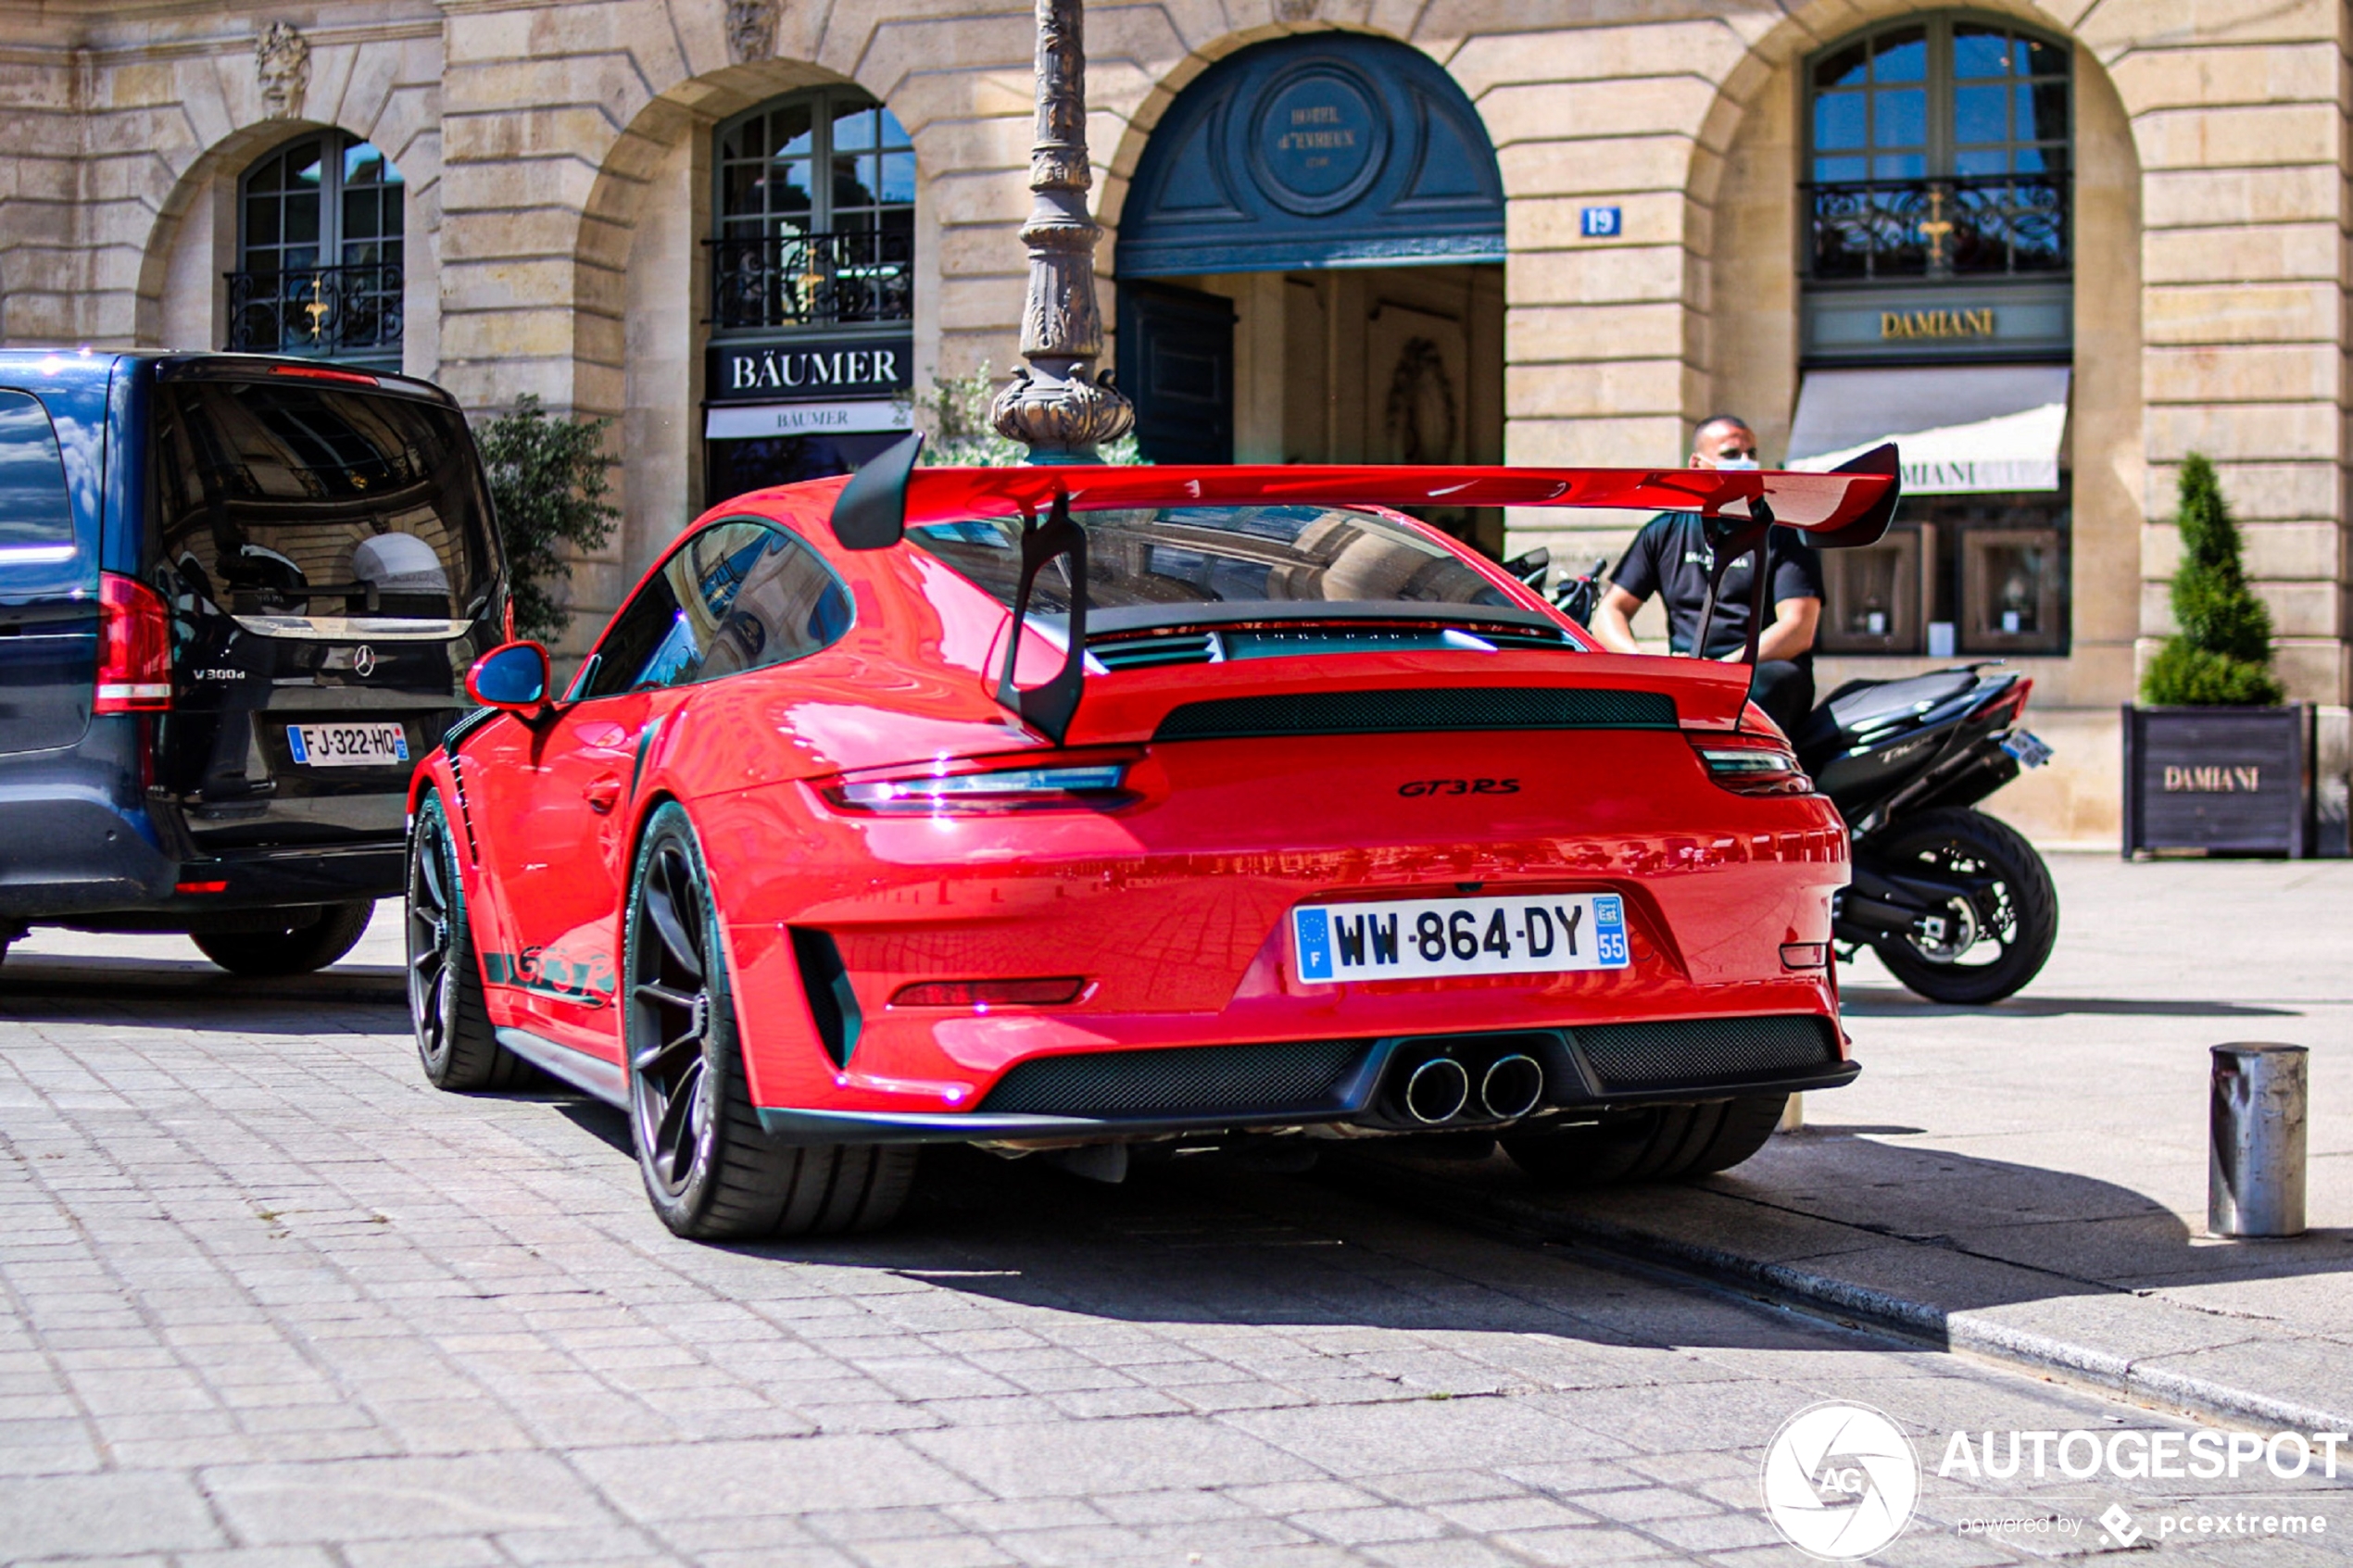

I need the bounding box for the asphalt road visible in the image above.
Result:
[1,903,2347,1565]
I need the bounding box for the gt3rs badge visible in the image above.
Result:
[1399,778,1520,797]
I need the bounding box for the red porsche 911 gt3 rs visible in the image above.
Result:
[406,444,1898,1239]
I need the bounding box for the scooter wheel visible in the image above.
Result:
[1863,807,2057,1005]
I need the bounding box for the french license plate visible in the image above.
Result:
[1291,893,1630,985]
[286,721,409,768]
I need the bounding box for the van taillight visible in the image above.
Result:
[94,572,171,713]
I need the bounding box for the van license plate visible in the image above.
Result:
[286,722,409,768]
[1291,893,1630,985]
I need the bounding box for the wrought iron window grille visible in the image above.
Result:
[224,261,405,361]
[705,230,914,332]
[1804,172,2068,282]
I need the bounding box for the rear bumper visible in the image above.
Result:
[750,1015,1856,1146]
[0,795,176,919]
[0,771,403,922]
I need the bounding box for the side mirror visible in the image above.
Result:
[467,640,551,710]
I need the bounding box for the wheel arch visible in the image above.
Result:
[627,785,849,1116]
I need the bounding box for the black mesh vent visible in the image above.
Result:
[979,1039,1368,1117]
[1572,1015,1838,1092]
[1154,687,1678,742]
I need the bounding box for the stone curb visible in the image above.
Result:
[1335,1157,2353,1436]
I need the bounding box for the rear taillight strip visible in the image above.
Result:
[93,572,171,715]
[817,751,1139,815]
[1686,733,1813,797]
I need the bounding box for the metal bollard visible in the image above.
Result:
[2208,1043,2308,1238]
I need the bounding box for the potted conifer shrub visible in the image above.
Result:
[2123,454,2312,855]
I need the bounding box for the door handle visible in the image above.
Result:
[583,774,622,814]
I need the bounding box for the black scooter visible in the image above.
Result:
[1793,668,2057,1004]
[1512,544,2059,1005]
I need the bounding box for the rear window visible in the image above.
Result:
[0,391,79,592]
[907,504,1515,620]
[152,379,497,639]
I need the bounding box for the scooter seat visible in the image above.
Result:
[1795,669,1979,756]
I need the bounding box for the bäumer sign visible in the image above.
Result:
[704,334,914,440]
[710,337,912,402]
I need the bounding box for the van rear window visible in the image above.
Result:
[0,391,79,588]
[152,380,496,639]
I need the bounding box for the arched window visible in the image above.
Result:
[710,87,914,330]
[1806,15,2070,281]
[1794,16,2077,659]
[228,133,405,370]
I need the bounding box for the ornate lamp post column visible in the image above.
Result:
[989,0,1134,462]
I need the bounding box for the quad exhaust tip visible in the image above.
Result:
[1480,1054,1545,1121]
[1393,1047,1548,1126]
[1403,1058,1471,1124]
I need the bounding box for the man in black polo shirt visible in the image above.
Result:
[1589,413,1825,735]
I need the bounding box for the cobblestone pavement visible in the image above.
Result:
[2,927,2347,1567]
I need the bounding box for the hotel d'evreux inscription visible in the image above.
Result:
[1252,66,1385,213]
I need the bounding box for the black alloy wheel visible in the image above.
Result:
[1863,806,2057,1006]
[407,790,523,1089]
[623,801,915,1240]
[628,819,722,1206]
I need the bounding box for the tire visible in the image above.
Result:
[1502,1096,1787,1187]
[407,791,528,1090]
[1863,806,2057,1006]
[623,801,916,1240]
[192,899,374,977]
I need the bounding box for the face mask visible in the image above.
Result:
[1712,455,1760,470]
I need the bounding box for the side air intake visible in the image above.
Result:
[1154,687,1678,742]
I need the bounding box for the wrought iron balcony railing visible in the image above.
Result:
[225,261,404,361]
[1805,174,2068,282]
[707,229,913,331]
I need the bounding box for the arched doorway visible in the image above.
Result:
[1115,35,1506,551]
[226,132,406,372]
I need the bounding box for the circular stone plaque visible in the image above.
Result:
[1250,65,1387,215]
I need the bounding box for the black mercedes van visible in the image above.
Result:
[0,352,505,974]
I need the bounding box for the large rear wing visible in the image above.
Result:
[833,441,1901,552]
[825,436,1902,742]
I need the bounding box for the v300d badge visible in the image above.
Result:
[405,439,1898,1241]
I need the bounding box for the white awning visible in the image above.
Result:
[1784,364,2070,495]
[705,398,912,440]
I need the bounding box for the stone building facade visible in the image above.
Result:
[1,0,2346,845]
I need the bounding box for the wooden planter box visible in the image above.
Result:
[2123,703,2315,857]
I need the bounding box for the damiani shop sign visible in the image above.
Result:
[709,337,912,405]
[1882,307,1994,341]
